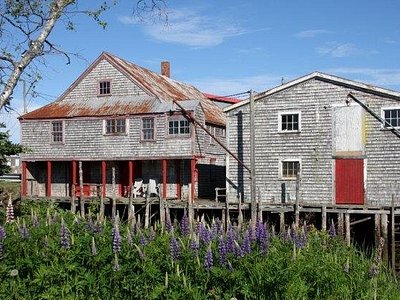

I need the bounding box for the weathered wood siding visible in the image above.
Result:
[226,78,400,205]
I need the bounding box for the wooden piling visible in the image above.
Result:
[321,205,327,231]
[144,196,150,229]
[391,194,395,274]
[159,196,165,229]
[381,213,388,263]
[375,213,381,247]
[112,167,116,220]
[79,161,84,218]
[238,194,243,229]
[338,213,344,236]
[295,168,300,228]
[280,212,285,232]
[99,190,105,221]
[225,201,230,228]
[345,213,350,246]
[71,184,76,213]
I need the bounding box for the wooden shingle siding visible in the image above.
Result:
[226,78,400,205]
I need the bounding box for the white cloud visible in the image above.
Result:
[317,43,357,58]
[294,29,331,38]
[119,9,267,47]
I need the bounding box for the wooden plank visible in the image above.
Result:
[112,166,116,220]
[381,213,388,263]
[391,194,395,274]
[79,161,84,218]
[71,160,76,213]
[375,213,381,247]
[350,216,372,226]
[321,205,327,231]
[338,213,344,236]
[280,212,285,232]
[144,196,150,229]
[345,213,350,246]
[46,161,52,197]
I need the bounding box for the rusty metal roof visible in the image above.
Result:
[22,52,225,126]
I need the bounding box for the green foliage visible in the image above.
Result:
[0,202,398,299]
[0,123,23,176]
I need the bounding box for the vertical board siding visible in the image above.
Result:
[335,159,364,204]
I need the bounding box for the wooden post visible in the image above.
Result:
[338,213,344,236]
[162,159,167,199]
[46,161,52,197]
[280,212,285,232]
[21,161,27,197]
[112,166,116,220]
[79,161,84,218]
[238,193,243,229]
[144,195,150,229]
[190,158,196,202]
[225,201,230,228]
[294,167,300,228]
[188,200,194,231]
[99,189,104,220]
[345,213,350,246]
[221,205,226,231]
[249,90,257,226]
[71,160,77,213]
[375,213,381,247]
[101,161,106,198]
[159,194,165,229]
[321,205,327,231]
[128,160,133,196]
[128,161,134,223]
[381,213,388,263]
[391,195,396,274]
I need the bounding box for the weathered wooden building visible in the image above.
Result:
[224,72,400,206]
[19,52,227,201]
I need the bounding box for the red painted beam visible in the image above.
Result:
[128,160,134,196]
[162,159,167,199]
[190,158,196,202]
[101,161,107,197]
[46,161,52,197]
[175,160,181,199]
[21,161,27,197]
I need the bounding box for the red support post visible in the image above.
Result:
[101,161,107,198]
[71,160,77,196]
[46,161,52,197]
[190,158,196,202]
[21,161,27,197]
[162,159,167,199]
[128,160,134,196]
[175,160,181,199]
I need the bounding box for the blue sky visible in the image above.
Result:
[3,0,400,142]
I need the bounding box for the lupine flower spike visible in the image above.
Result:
[91,237,97,256]
[112,224,122,253]
[6,197,14,223]
[60,218,71,249]
[204,244,213,270]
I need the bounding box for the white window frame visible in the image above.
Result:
[50,120,64,144]
[168,117,190,136]
[279,158,301,180]
[381,106,400,129]
[98,79,112,96]
[278,110,301,133]
[141,117,155,141]
[103,118,128,135]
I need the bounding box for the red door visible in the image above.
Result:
[335,159,364,204]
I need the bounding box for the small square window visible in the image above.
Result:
[99,80,111,95]
[281,161,300,179]
[51,121,63,143]
[279,112,300,132]
[168,118,190,135]
[105,118,126,134]
[383,108,400,128]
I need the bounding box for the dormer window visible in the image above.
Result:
[99,80,111,95]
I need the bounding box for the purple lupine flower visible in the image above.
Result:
[195,221,202,235]
[0,242,3,259]
[19,221,30,239]
[0,226,6,241]
[85,217,94,232]
[60,218,71,249]
[218,237,227,266]
[91,237,97,256]
[241,232,251,255]
[126,229,133,247]
[93,221,102,234]
[199,223,211,245]
[6,199,14,223]
[112,225,122,253]
[258,224,270,253]
[204,246,213,270]
[180,212,190,236]
[31,211,40,228]
[210,221,218,240]
[149,227,156,241]
[247,223,256,242]
[215,218,223,235]
[190,238,199,257]
[293,230,307,249]
[226,226,236,253]
[328,220,337,237]
[235,243,245,258]
[140,235,147,247]
[113,253,120,271]
[166,219,173,233]
[169,236,180,260]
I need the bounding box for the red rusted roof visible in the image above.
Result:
[203,93,241,104]
[22,52,225,126]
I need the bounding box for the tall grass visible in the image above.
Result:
[0,200,398,299]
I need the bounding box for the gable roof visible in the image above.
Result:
[224,71,400,112]
[22,52,225,126]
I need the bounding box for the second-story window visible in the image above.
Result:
[279,111,301,132]
[105,118,126,134]
[51,121,63,143]
[169,119,190,135]
[142,118,155,140]
[99,80,111,95]
[382,108,400,128]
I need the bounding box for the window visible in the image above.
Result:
[142,118,154,140]
[105,118,126,134]
[51,121,63,143]
[281,160,300,179]
[99,80,111,95]
[168,119,190,135]
[382,108,400,128]
[279,111,300,132]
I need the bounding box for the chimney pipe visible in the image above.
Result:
[161,61,170,78]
